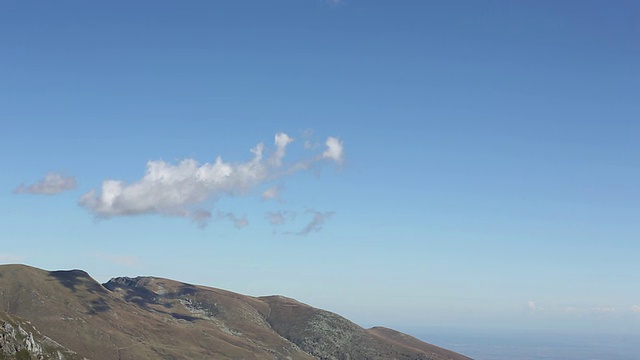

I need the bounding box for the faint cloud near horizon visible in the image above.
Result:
[591,306,617,315]
[14,172,77,195]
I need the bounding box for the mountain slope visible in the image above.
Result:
[261,296,465,360]
[0,264,471,360]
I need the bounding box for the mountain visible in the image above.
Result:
[0,264,471,360]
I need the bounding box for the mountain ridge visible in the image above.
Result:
[0,264,471,360]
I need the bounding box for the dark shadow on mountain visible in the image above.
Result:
[121,287,159,309]
[49,270,107,294]
[169,313,199,322]
[87,297,111,314]
[178,284,197,296]
[103,277,160,309]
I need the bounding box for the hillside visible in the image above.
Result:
[0,264,471,360]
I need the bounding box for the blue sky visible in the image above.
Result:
[1,0,639,336]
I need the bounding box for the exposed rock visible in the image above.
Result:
[0,315,80,360]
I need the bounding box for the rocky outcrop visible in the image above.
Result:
[0,320,41,359]
[0,315,80,360]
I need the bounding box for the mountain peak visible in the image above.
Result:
[103,275,150,289]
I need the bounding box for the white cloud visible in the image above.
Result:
[79,145,265,217]
[631,305,640,313]
[297,210,335,235]
[322,137,344,164]
[79,133,344,225]
[272,133,293,167]
[14,172,77,195]
[528,300,537,310]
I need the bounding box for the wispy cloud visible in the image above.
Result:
[271,132,293,167]
[190,209,212,228]
[217,212,248,229]
[559,305,620,316]
[297,210,335,235]
[526,300,545,313]
[262,184,283,201]
[79,132,343,226]
[527,302,637,317]
[302,128,319,150]
[14,172,77,195]
[264,211,297,225]
[266,210,335,235]
[265,211,288,225]
[591,306,617,314]
[190,210,248,229]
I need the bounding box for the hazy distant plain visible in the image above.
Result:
[416,329,640,360]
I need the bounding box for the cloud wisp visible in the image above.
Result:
[217,212,249,229]
[79,132,343,227]
[265,211,286,226]
[265,210,297,226]
[266,210,333,236]
[14,172,77,195]
[297,210,335,235]
[271,133,293,167]
[590,306,617,314]
[262,184,283,201]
